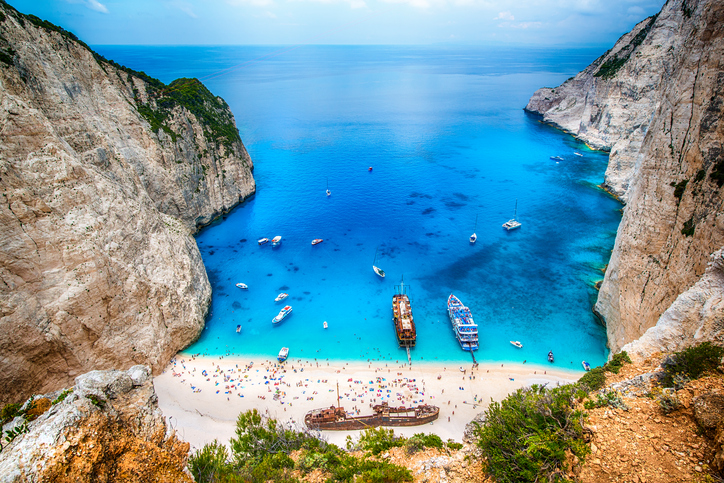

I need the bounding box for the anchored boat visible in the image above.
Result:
[278,347,289,362]
[275,293,288,302]
[392,278,415,348]
[236,283,248,290]
[273,305,292,325]
[305,402,438,431]
[447,295,479,351]
[272,236,282,247]
[502,199,522,231]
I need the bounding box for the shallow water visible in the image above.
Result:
[95,45,621,370]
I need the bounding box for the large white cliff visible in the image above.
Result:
[526,0,724,356]
[0,3,255,404]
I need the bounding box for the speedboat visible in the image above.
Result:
[469,233,477,243]
[550,156,563,161]
[574,152,583,157]
[275,293,288,302]
[323,321,328,329]
[582,361,591,371]
[548,351,554,363]
[510,341,523,348]
[278,347,289,362]
[368,167,373,171]
[236,325,241,333]
[271,236,282,247]
[258,237,269,245]
[272,305,293,324]
[312,239,323,245]
[236,283,248,290]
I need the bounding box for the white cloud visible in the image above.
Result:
[86,0,109,13]
[494,11,514,21]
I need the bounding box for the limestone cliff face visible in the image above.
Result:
[0,4,255,404]
[0,366,193,482]
[526,0,724,355]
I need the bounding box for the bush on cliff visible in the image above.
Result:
[661,342,724,388]
[603,351,632,374]
[473,384,589,483]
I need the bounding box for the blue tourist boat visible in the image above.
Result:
[447,294,479,351]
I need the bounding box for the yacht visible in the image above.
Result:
[271,236,282,247]
[275,293,288,302]
[273,305,293,324]
[235,283,248,290]
[503,200,522,231]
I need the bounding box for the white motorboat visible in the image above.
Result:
[510,340,523,348]
[236,283,248,290]
[278,347,289,362]
[326,178,331,197]
[470,214,477,244]
[258,237,269,245]
[503,199,522,231]
[236,325,241,333]
[272,236,282,247]
[574,152,583,157]
[272,305,293,324]
[275,293,288,302]
[312,239,323,245]
[323,321,328,329]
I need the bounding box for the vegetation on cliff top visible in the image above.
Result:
[0,1,240,149]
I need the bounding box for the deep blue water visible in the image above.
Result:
[94,45,621,370]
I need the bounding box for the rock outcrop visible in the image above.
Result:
[0,3,255,404]
[0,366,193,482]
[526,0,724,354]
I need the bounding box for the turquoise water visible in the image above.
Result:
[95,45,621,369]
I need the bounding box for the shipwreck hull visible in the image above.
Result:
[305,403,439,431]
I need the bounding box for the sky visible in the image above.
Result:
[10,0,665,46]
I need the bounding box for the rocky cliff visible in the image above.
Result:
[0,3,255,404]
[0,366,193,482]
[526,0,724,355]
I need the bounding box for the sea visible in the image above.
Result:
[94,45,622,370]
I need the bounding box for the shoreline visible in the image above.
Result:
[154,354,581,450]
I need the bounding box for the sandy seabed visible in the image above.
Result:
[154,354,581,450]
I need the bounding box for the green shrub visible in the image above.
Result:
[1,403,20,424]
[595,15,657,79]
[189,440,231,482]
[446,440,463,451]
[583,391,629,411]
[52,389,72,405]
[356,427,405,455]
[329,455,413,483]
[578,367,606,391]
[86,394,104,408]
[474,384,589,483]
[657,391,680,414]
[404,433,443,454]
[603,351,631,374]
[661,342,724,387]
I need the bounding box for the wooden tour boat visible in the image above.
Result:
[392,278,416,348]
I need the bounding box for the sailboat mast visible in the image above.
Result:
[514,199,518,220]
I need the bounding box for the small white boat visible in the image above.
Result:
[582,361,591,371]
[258,237,269,245]
[550,155,564,161]
[326,178,331,197]
[272,305,293,324]
[574,152,583,157]
[271,236,282,247]
[323,321,328,329]
[236,283,248,290]
[503,199,522,231]
[278,347,289,362]
[312,239,323,245]
[510,340,523,348]
[548,350,554,363]
[275,293,288,302]
[470,215,477,244]
[236,325,241,333]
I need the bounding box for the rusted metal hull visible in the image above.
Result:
[305,403,438,431]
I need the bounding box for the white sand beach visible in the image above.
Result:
[154,355,581,450]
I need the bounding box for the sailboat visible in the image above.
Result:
[326,178,331,197]
[469,215,478,244]
[502,200,522,231]
[373,247,385,278]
